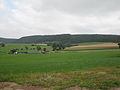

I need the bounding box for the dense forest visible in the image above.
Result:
[0,38,17,43]
[0,34,120,44]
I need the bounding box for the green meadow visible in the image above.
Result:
[0,51,120,74]
[77,42,105,45]
[0,43,120,90]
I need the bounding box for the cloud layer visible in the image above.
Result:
[0,0,120,38]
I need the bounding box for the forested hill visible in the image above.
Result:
[1,34,120,44]
[0,38,17,43]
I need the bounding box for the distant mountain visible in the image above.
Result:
[0,34,120,44]
[0,37,17,43]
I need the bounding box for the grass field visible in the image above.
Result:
[1,51,120,74]
[77,42,105,45]
[0,43,120,90]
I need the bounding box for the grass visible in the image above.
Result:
[0,67,120,90]
[77,42,105,46]
[0,51,120,75]
[0,44,120,90]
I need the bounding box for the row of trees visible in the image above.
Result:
[0,42,65,51]
[15,45,47,51]
[9,42,65,54]
[8,45,47,54]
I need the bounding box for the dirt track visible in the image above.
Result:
[0,82,50,90]
[0,82,120,90]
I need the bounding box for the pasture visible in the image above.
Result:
[0,43,120,90]
[77,42,105,45]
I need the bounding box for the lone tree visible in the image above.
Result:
[43,48,46,51]
[36,46,41,51]
[21,48,24,50]
[25,46,29,51]
[0,42,5,47]
[118,43,120,48]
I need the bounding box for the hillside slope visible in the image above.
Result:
[0,38,17,43]
[0,34,120,44]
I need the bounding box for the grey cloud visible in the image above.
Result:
[36,0,120,15]
[70,26,95,34]
[0,0,120,38]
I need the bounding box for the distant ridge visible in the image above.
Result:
[0,34,120,44]
[0,37,17,43]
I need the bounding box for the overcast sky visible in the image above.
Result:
[0,0,120,38]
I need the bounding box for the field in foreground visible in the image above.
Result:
[0,50,120,89]
[0,43,120,90]
[0,51,120,74]
[0,67,120,90]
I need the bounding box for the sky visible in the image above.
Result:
[0,0,120,38]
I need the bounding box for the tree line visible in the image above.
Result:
[1,34,120,44]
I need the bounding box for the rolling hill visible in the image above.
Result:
[0,34,120,44]
[0,37,17,43]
